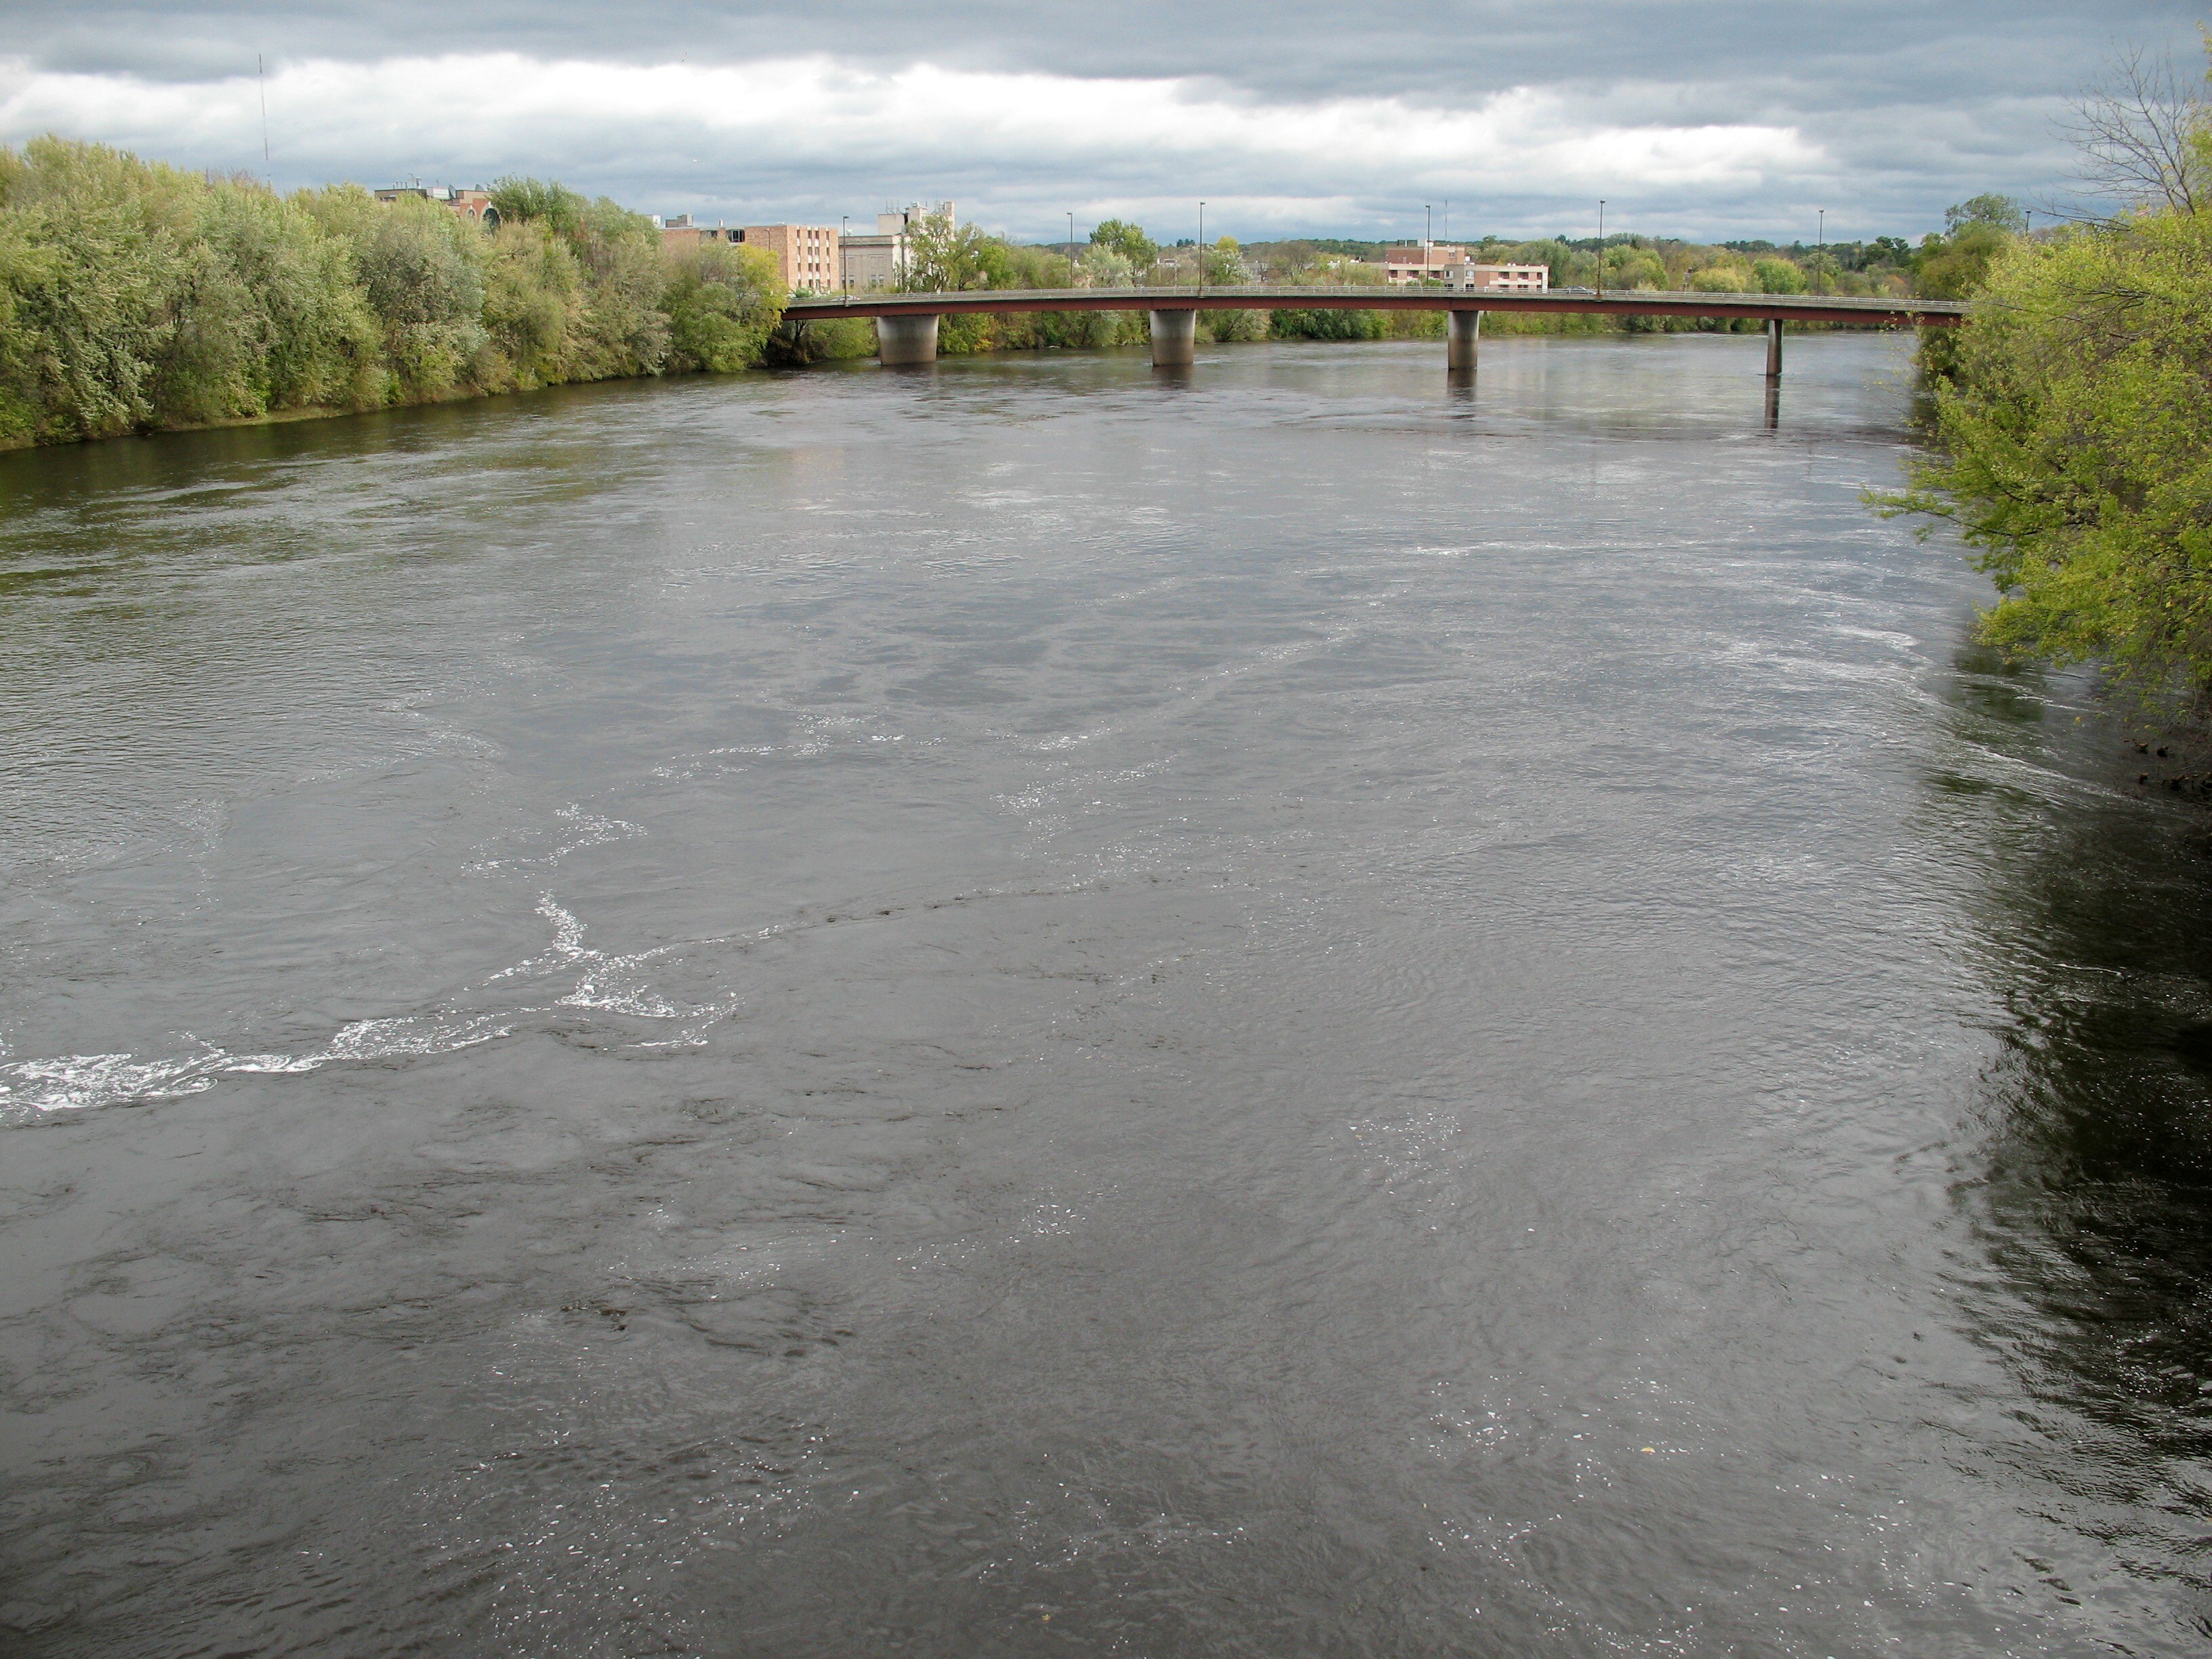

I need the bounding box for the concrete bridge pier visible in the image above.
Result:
[877,313,939,366]
[1149,308,1197,368]
[1447,309,1481,370]
[1765,317,1784,378]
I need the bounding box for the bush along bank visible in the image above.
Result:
[0,140,787,449]
[1876,47,2212,722]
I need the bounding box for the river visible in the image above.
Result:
[3,335,2208,1656]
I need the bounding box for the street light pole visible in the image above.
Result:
[1816,209,1824,296]
[1068,211,1076,284]
[1597,199,1605,299]
[840,215,848,291]
[1197,201,1205,292]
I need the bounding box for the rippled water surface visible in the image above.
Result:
[4,335,2211,1656]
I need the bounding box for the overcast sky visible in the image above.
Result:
[0,1,2200,244]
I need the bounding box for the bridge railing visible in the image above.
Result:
[783,285,1965,327]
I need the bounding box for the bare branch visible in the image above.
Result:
[2058,42,2207,216]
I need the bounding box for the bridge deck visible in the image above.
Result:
[783,285,1965,329]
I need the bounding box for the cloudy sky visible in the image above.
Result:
[0,1,2200,244]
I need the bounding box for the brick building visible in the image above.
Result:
[375,184,500,228]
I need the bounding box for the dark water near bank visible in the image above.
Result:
[3,335,2210,1656]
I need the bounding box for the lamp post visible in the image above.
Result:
[1816,208,1824,296]
[840,215,848,291]
[1197,201,1205,292]
[1068,211,1076,285]
[1596,199,1605,299]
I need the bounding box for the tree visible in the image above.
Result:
[1088,218,1157,270]
[488,176,587,239]
[663,242,784,371]
[901,213,1015,291]
[1202,236,1252,286]
[1912,203,2019,302]
[2061,41,2207,216]
[1946,194,2028,235]
[1877,42,2212,706]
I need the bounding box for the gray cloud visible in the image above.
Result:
[1,0,2200,240]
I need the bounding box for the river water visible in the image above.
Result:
[2,335,2209,1656]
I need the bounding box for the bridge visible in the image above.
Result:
[782,286,1966,375]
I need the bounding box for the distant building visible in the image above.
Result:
[1380,243,1549,292]
[1443,262,1549,293]
[1382,242,1465,284]
[735,224,841,293]
[658,218,840,291]
[840,203,955,291]
[659,215,743,250]
[375,184,501,228]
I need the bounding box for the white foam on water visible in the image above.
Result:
[0,895,737,1124]
[0,1013,514,1125]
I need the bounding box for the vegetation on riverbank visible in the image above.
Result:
[7,133,1963,449]
[0,140,785,448]
[1882,45,2212,705]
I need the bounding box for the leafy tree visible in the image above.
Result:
[1088,218,1158,270]
[304,186,487,397]
[480,218,584,387]
[1078,245,1136,289]
[663,242,784,372]
[1946,194,2027,235]
[1202,236,1252,285]
[1750,256,1807,294]
[1882,207,2212,697]
[1879,43,2212,708]
[488,176,587,239]
[901,213,1015,291]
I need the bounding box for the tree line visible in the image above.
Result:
[0,139,787,448]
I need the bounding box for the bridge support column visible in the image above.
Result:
[1765,317,1784,378]
[1447,308,1481,370]
[1149,308,1197,368]
[877,313,939,366]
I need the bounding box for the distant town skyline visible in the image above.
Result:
[1,0,2203,243]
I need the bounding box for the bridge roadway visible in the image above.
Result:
[781,285,1966,372]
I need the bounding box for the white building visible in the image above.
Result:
[1443,262,1549,293]
[1382,243,1549,292]
[840,203,956,290]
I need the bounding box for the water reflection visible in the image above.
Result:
[1936,644,2212,1592]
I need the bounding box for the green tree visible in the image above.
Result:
[480,218,584,388]
[304,185,487,398]
[663,242,784,372]
[1088,218,1158,270]
[488,176,586,239]
[1946,193,2028,235]
[1750,256,1806,294]
[1877,39,2212,705]
[902,213,1016,291]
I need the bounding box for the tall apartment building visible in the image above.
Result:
[735,224,841,293]
[657,218,838,292]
